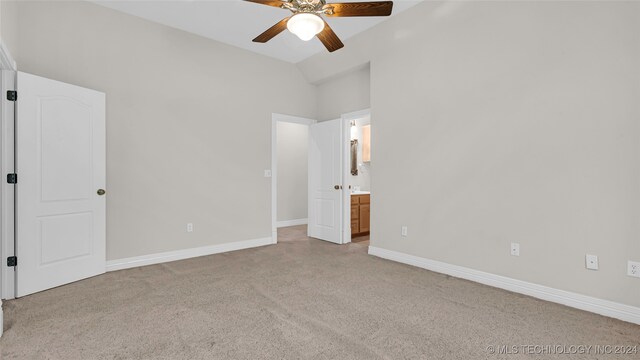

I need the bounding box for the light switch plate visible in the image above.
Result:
[585,254,598,270]
[264,169,272,178]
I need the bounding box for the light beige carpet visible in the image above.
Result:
[1,225,638,359]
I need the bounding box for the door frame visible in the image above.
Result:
[0,41,17,303]
[340,109,371,244]
[0,42,16,340]
[270,113,316,242]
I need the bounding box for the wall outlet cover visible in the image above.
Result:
[264,169,272,178]
[628,261,640,278]
[401,226,408,237]
[510,243,520,256]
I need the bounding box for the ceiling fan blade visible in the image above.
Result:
[253,17,291,43]
[244,0,287,9]
[317,21,344,52]
[323,1,393,17]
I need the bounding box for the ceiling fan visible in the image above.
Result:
[245,0,393,52]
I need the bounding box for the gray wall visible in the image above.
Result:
[3,0,639,310]
[316,65,371,192]
[299,1,640,307]
[0,1,16,54]
[315,64,370,121]
[277,121,308,222]
[2,0,316,260]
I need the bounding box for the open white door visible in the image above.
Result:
[16,72,106,297]
[308,119,343,244]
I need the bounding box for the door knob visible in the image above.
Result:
[334,185,342,190]
[97,189,106,196]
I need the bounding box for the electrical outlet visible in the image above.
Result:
[585,254,598,270]
[187,223,194,233]
[510,243,520,256]
[264,169,272,178]
[628,261,640,278]
[401,226,408,237]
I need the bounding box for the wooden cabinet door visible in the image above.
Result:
[359,203,370,233]
[351,220,360,235]
[351,206,359,220]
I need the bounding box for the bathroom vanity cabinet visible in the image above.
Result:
[351,194,370,238]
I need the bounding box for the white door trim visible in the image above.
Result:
[0,71,16,301]
[271,113,315,242]
[0,40,16,337]
[340,109,370,244]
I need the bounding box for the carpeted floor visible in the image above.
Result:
[1,225,639,359]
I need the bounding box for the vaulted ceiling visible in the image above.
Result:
[92,0,422,63]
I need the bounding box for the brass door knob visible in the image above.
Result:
[97,189,106,196]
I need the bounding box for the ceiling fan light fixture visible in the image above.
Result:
[248,0,393,52]
[287,13,325,41]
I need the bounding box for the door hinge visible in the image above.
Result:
[7,256,17,267]
[6,90,17,101]
[7,173,17,184]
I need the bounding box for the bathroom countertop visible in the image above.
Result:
[350,191,370,195]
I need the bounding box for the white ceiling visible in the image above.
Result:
[92,0,422,63]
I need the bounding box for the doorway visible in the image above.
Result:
[270,114,315,242]
[341,110,371,246]
[271,109,371,247]
[346,113,371,245]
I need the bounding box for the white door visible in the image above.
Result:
[308,119,343,244]
[16,72,106,297]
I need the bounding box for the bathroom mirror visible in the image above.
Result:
[350,139,358,176]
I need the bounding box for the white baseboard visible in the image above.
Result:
[107,237,274,272]
[368,246,640,325]
[277,218,308,228]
